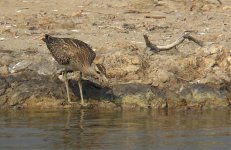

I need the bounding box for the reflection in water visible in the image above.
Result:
[0,109,231,150]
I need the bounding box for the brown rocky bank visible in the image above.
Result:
[0,44,231,110]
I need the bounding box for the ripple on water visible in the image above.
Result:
[0,109,230,150]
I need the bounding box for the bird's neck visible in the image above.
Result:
[84,64,97,77]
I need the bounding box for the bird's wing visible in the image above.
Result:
[69,38,96,65]
[45,37,71,65]
[44,35,96,66]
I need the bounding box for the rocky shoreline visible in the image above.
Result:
[0,44,230,110]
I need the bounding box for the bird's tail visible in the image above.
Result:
[42,34,52,43]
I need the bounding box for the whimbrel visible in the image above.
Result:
[42,34,108,106]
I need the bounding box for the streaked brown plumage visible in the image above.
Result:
[42,34,108,105]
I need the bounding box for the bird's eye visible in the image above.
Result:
[96,71,100,74]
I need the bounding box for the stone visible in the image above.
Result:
[201,58,216,69]
[0,54,14,66]
[157,69,171,83]
[0,71,67,107]
[0,77,8,96]
[179,84,229,109]
[0,65,9,75]
[8,60,32,73]
[201,45,222,56]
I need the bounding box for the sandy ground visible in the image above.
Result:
[0,0,231,54]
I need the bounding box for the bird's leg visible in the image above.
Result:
[78,72,84,106]
[62,71,71,103]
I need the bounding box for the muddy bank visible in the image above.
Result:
[0,71,230,110]
[0,43,230,110]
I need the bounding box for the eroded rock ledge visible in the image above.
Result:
[0,44,231,110]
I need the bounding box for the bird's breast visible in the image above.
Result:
[69,59,90,73]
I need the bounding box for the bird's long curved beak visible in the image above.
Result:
[103,75,108,83]
[101,75,111,87]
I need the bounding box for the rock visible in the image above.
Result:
[0,77,9,106]
[0,71,67,108]
[5,51,61,75]
[195,67,230,85]
[0,65,9,75]
[107,68,127,78]
[201,58,216,70]
[113,83,151,109]
[0,77,8,96]
[213,67,230,82]
[112,83,167,109]
[105,49,141,78]
[179,84,229,109]
[147,69,171,86]
[131,56,140,65]
[112,83,151,96]
[195,45,221,60]
[28,55,59,75]
[226,56,231,65]
[8,60,32,73]
[0,54,14,66]
[69,79,115,101]
[122,23,136,30]
[157,69,171,83]
[123,65,140,72]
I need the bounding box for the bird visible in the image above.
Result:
[42,34,108,106]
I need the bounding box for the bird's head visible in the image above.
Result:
[89,63,109,86]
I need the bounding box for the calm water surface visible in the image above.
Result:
[0,109,231,150]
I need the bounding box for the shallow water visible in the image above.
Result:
[0,109,231,150]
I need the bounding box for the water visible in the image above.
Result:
[0,109,231,150]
